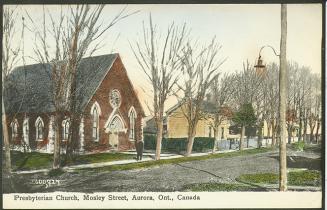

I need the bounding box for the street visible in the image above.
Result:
[4,146,321,193]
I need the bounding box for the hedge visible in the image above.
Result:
[144,135,215,152]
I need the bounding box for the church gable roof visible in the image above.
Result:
[4,54,118,114]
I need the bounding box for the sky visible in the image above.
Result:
[5,4,323,115]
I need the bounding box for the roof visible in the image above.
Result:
[4,54,118,113]
[143,116,167,134]
[143,117,157,134]
[166,99,217,116]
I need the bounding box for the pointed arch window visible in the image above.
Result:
[62,119,70,141]
[90,101,101,142]
[10,119,18,140]
[128,107,137,140]
[92,106,99,141]
[23,118,29,142]
[35,117,44,141]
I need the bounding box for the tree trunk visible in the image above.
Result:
[257,122,263,148]
[271,121,276,147]
[315,121,320,143]
[212,127,219,153]
[155,119,163,160]
[65,27,79,162]
[303,118,308,143]
[65,115,79,164]
[53,112,61,169]
[2,97,11,175]
[186,126,196,156]
[65,85,78,163]
[298,117,302,142]
[309,128,314,143]
[279,3,288,192]
[267,122,271,147]
[287,125,292,144]
[239,125,245,150]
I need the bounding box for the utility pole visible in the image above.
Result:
[279,3,288,191]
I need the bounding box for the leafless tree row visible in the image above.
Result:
[132,14,321,158]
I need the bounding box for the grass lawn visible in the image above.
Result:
[182,182,261,192]
[237,170,321,187]
[183,170,321,192]
[8,147,272,172]
[7,151,135,171]
[78,147,273,172]
[67,152,135,165]
[10,151,53,171]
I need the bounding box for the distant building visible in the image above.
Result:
[143,101,320,143]
[143,101,234,140]
[4,54,145,153]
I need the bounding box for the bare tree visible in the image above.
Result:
[286,63,315,144]
[27,5,135,168]
[264,63,279,147]
[2,7,21,175]
[286,62,300,144]
[231,62,262,150]
[209,73,235,152]
[307,74,321,143]
[295,66,311,143]
[177,38,224,156]
[279,3,287,192]
[130,14,188,160]
[252,68,267,148]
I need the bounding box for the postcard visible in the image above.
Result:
[2,3,323,209]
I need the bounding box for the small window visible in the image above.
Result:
[62,119,70,141]
[35,117,44,141]
[37,121,43,139]
[23,119,29,140]
[11,120,18,140]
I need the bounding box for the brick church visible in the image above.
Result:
[4,54,145,153]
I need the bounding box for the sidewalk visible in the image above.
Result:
[12,148,240,175]
[250,183,321,191]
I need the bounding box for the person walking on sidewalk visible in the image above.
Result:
[136,139,144,161]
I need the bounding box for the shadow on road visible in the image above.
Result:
[269,155,321,170]
[173,163,224,179]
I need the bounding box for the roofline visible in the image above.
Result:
[118,55,146,117]
[166,100,185,115]
[166,99,222,115]
[81,53,119,112]
[81,54,146,117]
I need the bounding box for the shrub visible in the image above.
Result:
[293,141,305,151]
[143,135,214,152]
